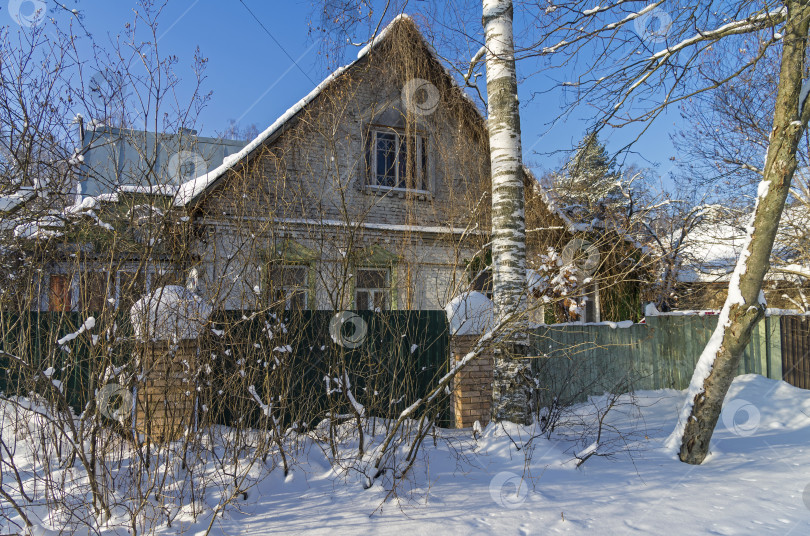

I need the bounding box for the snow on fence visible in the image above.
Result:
[531,314,784,405]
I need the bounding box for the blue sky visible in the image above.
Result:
[3,0,680,183]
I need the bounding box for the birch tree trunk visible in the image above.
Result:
[674,0,810,464]
[483,0,531,424]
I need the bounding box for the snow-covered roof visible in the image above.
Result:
[173,15,418,207]
[675,210,810,283]
[676,222,746,283]
[0,187,36,214]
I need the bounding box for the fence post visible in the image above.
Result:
[450,334,493,428]
[130,286,211,442]
[135,339,200,442]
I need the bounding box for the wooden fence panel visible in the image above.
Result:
[531,314,785,404]
[781,316,810,389]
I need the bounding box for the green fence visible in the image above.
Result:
[0,311,135,414]
[8,309,792,425]
[0,309,450,426]
[530,315,782,404]
[205,310,451,427]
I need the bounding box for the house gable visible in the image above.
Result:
[186,15,490,234]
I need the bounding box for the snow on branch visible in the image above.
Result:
[57,317,96,346]
[647,7,787,63]
[464,45,487,85]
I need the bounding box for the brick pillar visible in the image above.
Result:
[451,334,493,428]
[135,339,197,442]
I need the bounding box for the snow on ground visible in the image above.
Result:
[4,374,810,535]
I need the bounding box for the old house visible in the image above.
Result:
[20,15,490,315]
[171,15,490,313]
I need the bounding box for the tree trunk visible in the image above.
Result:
[675,0,810,464]
[483,0,531,424]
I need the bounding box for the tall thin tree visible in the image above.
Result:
[483,0,531,424]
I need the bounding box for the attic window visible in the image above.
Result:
[367,129,428,191]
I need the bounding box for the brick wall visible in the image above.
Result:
[135,340,197,442]
[451,334,493,428]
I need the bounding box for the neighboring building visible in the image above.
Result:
[672,209,810,311]
[76,124,248,197]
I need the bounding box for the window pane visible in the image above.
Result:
[49,274,71,312]
[285,266,307,287]
[420,136,428,189]
[375,133,397,187]
[372,290,387,312]
[270,265,306,287]
[357,269,386,289]
[288,290,306,311]
[369,130,428,191]
[398,135,409,189]
[356,269,389,311]
[356,290,369,311]
[471,268,493,298]
[269,265,308,310]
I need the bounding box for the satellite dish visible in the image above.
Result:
[561,238,600,279]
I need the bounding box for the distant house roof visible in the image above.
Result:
[77,125,247,198]
[676,205,810,283]
[675,222,747,283]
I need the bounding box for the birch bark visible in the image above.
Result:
[483,0,531,424]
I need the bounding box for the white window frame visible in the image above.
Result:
[367,128,429,192]
[354,267,390,312]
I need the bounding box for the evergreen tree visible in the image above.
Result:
[554,133,625,221]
